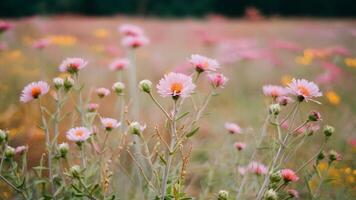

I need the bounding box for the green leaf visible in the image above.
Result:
[176,112,189,121]
[186,127,199,138]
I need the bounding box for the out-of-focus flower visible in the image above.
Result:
[217,190,229,200]
[157,72,195,100]
[46,35,77,46]
[66,127,91,143]
[109,58,129,71]
[129,121,146,136]
[121,35,149,48]
[277,96,293,106]
[32,38,51,50]
[0,21,12,34]
[58,142,69,158]
[281,75,292,86]
[96,87,110,98]
[224,122,242,134]
[15,146,27,155]
[269,104,281,116]
[112,82,125,95]
[59,58,88,74]
[248,161,268,175]
[189,54,219,73]
[234,142,246,151]
[308,110,321,122]
[287,189,299,198]
[262,85,287,98]
[238,166,247,175]
[20,81,50,103]
[53,77,64,89]
[87,103,99,112]
[326,91,340,105]
[323,125,335,137]
[5,146,15,159]
[207,73,228,88]
[328,150,342,162]
[345,58,356,68]
[264,189,278,200]
[287,78,322,102]
[101,117,120,131]
[139,80,153,93]
[281,169,299,182]
[93,28,110,38]
[118,24,143,37]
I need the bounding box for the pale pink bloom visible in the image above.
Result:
[0,21,12,34]
[224,122,242,134]
[262,85,287,98]
[121,35,149,48]
[281,169,299,182]
[96,87,110,98]
[238,166,247,175]
[287,189,299,198]
[118,24,144,37]
[66,127,91,142]
[287,79,322,102]
[189,54,220,72]
[157,72,196,99]
[100,117,121,131]
[109,58,130,71]
[277,96,293,106]
[281,121,289,129]
[59,58,88,74]
[234,142,246,151]
[15,146,27,155]
[32,38,51,50]
[248,161,268,175]
[20,81,50,103]
[207,73,228,88]
[87,103,99,112]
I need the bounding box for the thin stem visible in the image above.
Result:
[149,92,172,121]
[295,141,327,174]
[0,174,28,199]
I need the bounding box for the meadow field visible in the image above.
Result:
[0,16,355,199]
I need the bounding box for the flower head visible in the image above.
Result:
[287,79,322,102]
[157,72,196,100]
[281,169,299,182]
[109,58,130,71]
[263,85,287,98]
[121,35,149,48]
[234,142,246,151]
[112,82,125,95]
[139,80,152,93]
[33,38,51,50]
[15,146,27,155]
[87,103,99,112]
[248,161,268,175]
[225,122,242,134]
[100,117,121,131]
[59,58,88,74]
[96,87,111,98]
[0,21,12,34]
[66,127,91,143]
[118,24,144,37]
[287,189,299,198]
[277,96,293,106]
[129,121,146,136]
[20,81,50,103]
[207,73,228,88]
[189,54,219,73]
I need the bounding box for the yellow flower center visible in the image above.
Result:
[75,130,84,137]
[171,82,183,94]
[31,87,42,98]
[298,86,310,96]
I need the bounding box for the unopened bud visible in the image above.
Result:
[139,80,152,93]
[64,77,74,91]
[308,110,321,122]
[58,142,69,158]
[217,190,229,200]
[53,77,64,89]
[264,189,278,200]
[70,165,81,178]
[323,125,334,137]
[269,104,281,116]
[0,129,8,143]
[129,122,146,136]
[269,171,281,183]
[112,82,125,95]
[5,146,15,159]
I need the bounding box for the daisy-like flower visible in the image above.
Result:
[15,146,27,155]
[157,72,196,100]
[207,73,228,88]
[287,79,322,102]
[280,169,299,182]
[118,24,144,37]
[20,81,50,103]
[32,38,51,50]
[248,161,268,175]
[109,58,130,71]
[87,103,99,112]
[287,189,299,198]
[96,87,111,98]
[66,127,91,143]
[224,122,242,134]
[129,121,146,136]
[262,85,287,98]
[59,58,88,74]
[234,142,246,151]
[121,35,149,48]
[100,117,121,131]
[189,54,220,73]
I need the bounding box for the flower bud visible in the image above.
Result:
[328,150,342,162]
[64,77,74,91]
[129,121,146,136]
[112,82,125,95]
[269,104,281,116]
[217,190,229,200]
[53,77,64,89]
[269,171,281,183]
[58,142,69,158]
[317,151,325,161]
[0,129,8,143]
[70,165,81,178]
[308,110,321,122]
[139,80,152,93]
[5,146,15,159]
[15,146,27,155]
[323,125,334,137]
[264,189,278,200]
[87,103,99,112]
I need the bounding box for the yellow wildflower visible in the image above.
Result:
[326,91,340,105]
[281,75,292,86]
[93,28,110,38]
[345,58,356,68]
[295,56,312,65]
[46,35,77,46]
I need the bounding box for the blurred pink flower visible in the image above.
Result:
[59,58,88,74]
[87,103,99,112]
[262,85,287,98]
[225,122,242,134]
[33,38,51,50]
[189,54,219,73]
[287,79,322,102]
[0,21,12,34]
[281,169,299,182]
[96,87,110,98]
[277,96,293,106]
[118,24,143,37]
[109,58,130,71]
[15,146,27,155]
[66,127,91,142]
[248,161,268,175]
[207,73,228,88]
[157,72,196,99]
[287,189,299,198]
[234,142,246,151]
[100,117,120,131]
[20,81,50,103]
[121,35,149,48]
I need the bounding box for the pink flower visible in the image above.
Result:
[59,58,88,74]
[32,38,51,50]
[281,169,299,182]
[109,58,130,71]
[234,142,246,151]
[66,127,91,142]
[121,35,149,48]
[20,81,50,103]
[15,146,27,155]
[118,24,144,37]
[287,79,322,102]
[224,122,242,134]
[262,85,287,98]
[238,166,247,175]
[207,73,228,88]
[248,161,268,175]
[100,117,121,131]
[277,96,293,106]
[287,189,299,198]
[87,103,99,112]
[157,72,196,99]
[0,21,12,34]
[96,88,110,98]
[189,54,219,73]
